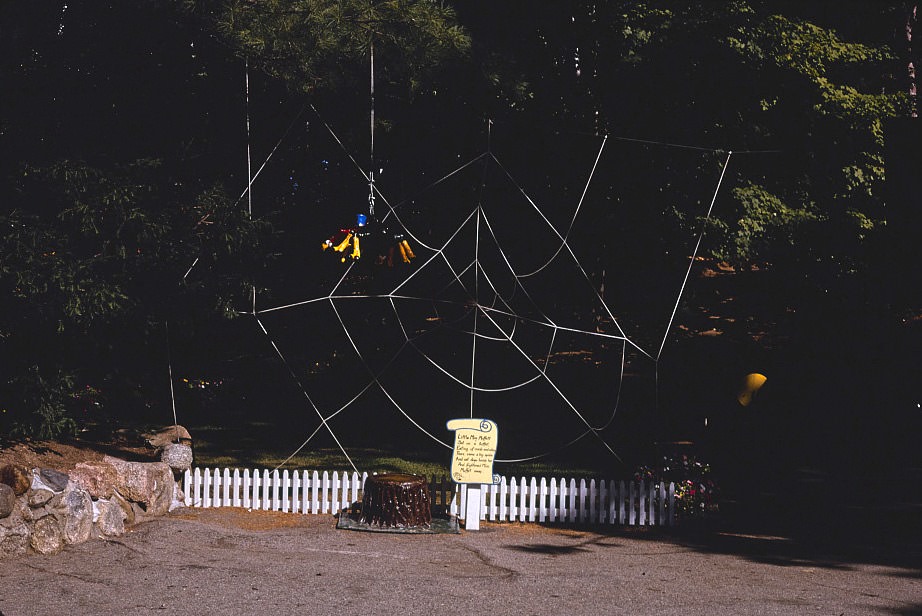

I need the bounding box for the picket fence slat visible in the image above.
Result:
[517,477,524,521]
[549,478,558,523]
[183,468,676,527]
[639,480,647,525]
[598,480,604,523]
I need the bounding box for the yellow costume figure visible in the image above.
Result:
[322,214,415,266]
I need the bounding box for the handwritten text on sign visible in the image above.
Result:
[446,418,499,484]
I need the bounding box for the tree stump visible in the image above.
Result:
[360,473,432,528]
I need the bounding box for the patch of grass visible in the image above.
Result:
[497,460,606,480]
[193,443,612,481]
[186,420,626,480]
[194,446,449,476]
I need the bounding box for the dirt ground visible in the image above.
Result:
[2,438,921,614]
[0,438,159,473]
[2,439,921,614]
[1,505,920,616]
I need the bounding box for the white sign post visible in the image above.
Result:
[464,485,482,531]
[446,418,499,531]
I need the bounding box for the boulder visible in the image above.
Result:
[70,461,118,499]
[170,483,187,512]
[30,515,64,555]
[0,484,15,519]
[58,488,93,545]
[0,519,30,558]
[130,501,147,522]
[39,468,70,492]
[28,488,54,508]
[94,499,126,537]
[14,498,34,522]
[110,492,135,527]
[47,492,64,509]
[161,443,193,473]
[143,424,192,449]
[103,456,174,516]
[0,464,32,496]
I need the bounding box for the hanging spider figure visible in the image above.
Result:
[322,213,415,266]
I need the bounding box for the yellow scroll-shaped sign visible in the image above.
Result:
[446,418,499,485]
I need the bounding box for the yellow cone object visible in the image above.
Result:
[351,235,361,260]
[322,239,332,251]
[401,239,415,260]
[398,240,410,263]
[333,232,353,253]
[737,372,767,407]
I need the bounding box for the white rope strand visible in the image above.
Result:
[310,103,368,180]
[245,58,253,218]
[377,153,489,222]
[272,377,377,470]
[477,306,622,462]
[328,300,453,449]
[234,106,307,208]
[389,207,479,296]
[590,339,626,431]
[165,321,180,438]
[254,316,359,473]
[487,154,649,358]
[518,135,608,278]
[469,206,483,417]
[182,105,306,282]
[368,39,375,217]
[656,150,733,362]
[376,154,490,254]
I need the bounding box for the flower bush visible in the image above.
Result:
[634,453,719,519]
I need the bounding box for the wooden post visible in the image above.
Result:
[465,484,482,530]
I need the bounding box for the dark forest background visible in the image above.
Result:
[2,2,921,515]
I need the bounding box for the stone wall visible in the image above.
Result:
[0,452,190,558]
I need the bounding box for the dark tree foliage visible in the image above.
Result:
[0,2,266,437]
[1,0,916,441]
[456,2,910,274]
[182,0,470,94]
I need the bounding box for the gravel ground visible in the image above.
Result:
[1,508,920,615]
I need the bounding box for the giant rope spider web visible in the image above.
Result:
[186,103,742,475]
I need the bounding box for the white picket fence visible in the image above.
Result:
[182,468,676,527]
[471,476,675,526]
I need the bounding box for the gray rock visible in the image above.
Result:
[110,492,135,527]
[15,498,34,522]
[59,488,93,545]
[143,424,192,449]
[130,501,147,522]
[70,461,118,499]
[28,488,54,508]
[30,515,64,555]
[0,483,15,519]
[48,492,64,509]
[39,468,70,492]
[95,499,126,537]
[30,506,52,521]
[170,483,186,512]
[161,443,193,473]
[0,498,23,528]
[103,456,174,516]
[0,519,30,558]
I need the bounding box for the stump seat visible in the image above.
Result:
[360,473,432,528]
